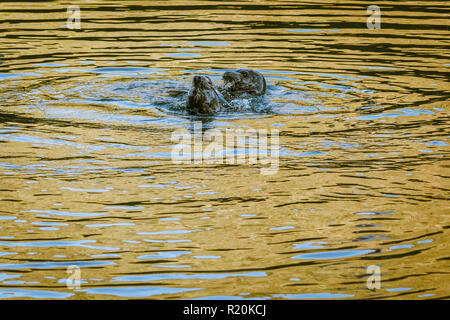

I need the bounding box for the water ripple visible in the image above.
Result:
[0,0,448,300]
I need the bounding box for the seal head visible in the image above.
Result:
[186,75,221,115]
[220,69,266,101]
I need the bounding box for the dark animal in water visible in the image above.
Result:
[219,69,266,102]
[185,69,266,115]
[186,75,230,115]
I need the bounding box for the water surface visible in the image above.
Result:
[0,0,449,299]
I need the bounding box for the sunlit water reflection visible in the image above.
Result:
[0,0,449,299]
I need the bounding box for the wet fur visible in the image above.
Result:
[186,69,266,115]
[219,69,266,101]
[186,76,221,115]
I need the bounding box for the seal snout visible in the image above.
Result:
[222,71,241,86]
[192,75,213,90]
[192,75,202,88]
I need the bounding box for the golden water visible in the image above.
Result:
[0,0,449,299]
